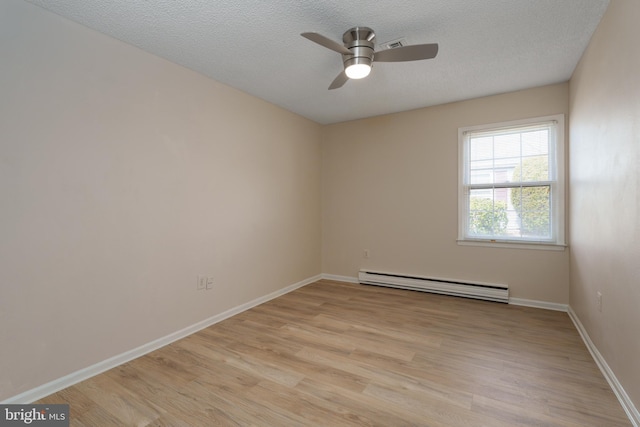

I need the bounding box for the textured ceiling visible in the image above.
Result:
[25,0,609,124]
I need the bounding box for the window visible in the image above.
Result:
[458,115,565,249]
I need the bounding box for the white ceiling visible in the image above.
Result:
[26,0,609,125]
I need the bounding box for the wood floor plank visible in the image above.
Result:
[36,280,631,426]
[294,376,448,427]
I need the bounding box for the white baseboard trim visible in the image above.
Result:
[508,297,568,312]
[2,274,322,404]
[568,306,640,427]
[320,273,358,284]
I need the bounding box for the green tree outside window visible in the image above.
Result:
[511,156,550,237]
[469,198,508,236]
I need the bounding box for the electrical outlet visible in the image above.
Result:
[197,275,206,291]
[364,249,370,259]
[597,291,602,312]
[206,277,214,290]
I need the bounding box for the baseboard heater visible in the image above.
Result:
[358,270,509,303]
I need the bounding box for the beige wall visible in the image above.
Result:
[322,84,570,303]
[569,0,640,410]
[0,1,321,401]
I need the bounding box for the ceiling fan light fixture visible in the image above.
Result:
[344,55,373,79]
[345,63,371,79]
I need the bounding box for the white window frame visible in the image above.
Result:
[457,114,566,251]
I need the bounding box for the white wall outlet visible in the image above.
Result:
[206,277,214,290]
[197,275,206,291]
[597,291,602,312]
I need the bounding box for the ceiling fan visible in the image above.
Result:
[301,27,438,90]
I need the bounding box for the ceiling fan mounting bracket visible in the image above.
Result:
[342,27,376,45]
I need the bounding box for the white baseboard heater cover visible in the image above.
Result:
[358,270,509,303]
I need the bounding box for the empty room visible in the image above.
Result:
[1,0,638,426]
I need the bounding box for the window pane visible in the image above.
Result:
[468,189,509,237]
[494,133,521,159]
[521,130,549,156]
[518,155,549,182]
[469,136,493,160]
[510,185,551,238]
[469,159,494,184]
[520,210,551,238]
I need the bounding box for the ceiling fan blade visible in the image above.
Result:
[328,71,349,90]
[301,32,351,55]
[374,43,439,62]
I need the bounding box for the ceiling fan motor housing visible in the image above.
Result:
[342,27,375,70]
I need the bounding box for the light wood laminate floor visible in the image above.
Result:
[38,280,631,426]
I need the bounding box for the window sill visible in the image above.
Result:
[457,239,567,251]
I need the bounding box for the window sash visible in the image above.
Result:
[462,122,557,186]
[464,184,554,242]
